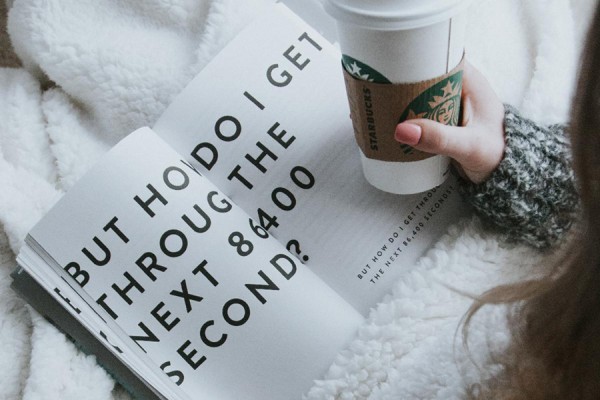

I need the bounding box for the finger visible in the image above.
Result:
[462,62,493,102]
[394,118,475,163]
[461,62,504,118]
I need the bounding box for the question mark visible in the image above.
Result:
[286,239,309,262]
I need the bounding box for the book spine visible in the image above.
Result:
[10,268,167,400]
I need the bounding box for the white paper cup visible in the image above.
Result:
[324,0,470,194]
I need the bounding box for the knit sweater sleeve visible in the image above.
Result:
[458,104,579,249]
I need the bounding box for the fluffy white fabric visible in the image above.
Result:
[0,0,595,398]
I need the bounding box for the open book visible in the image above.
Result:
[12,4,464,400]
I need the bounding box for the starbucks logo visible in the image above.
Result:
[399,71,463,155]
[342,55,391,84]
[402,73,463,126]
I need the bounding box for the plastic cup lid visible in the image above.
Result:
[322,0,471,30]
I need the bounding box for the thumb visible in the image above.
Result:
[394,119,474,163]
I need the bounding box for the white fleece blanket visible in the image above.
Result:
[0,0,596,399]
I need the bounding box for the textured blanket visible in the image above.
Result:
[0,0,596,399]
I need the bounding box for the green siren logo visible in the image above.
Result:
[399,70,463,155]
[342,55,392,84]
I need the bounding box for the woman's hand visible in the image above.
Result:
[394,62,505,184]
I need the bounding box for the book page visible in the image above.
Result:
[26,128,363,400]
[154,4,467,315]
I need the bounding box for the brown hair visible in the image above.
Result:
[464,4,600,399]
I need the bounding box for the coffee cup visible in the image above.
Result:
[323,0,470,194]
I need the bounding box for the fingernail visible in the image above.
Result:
[394,122,421,145]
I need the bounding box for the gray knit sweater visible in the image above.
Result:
[458,105,579,249]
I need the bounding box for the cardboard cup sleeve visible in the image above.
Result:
[342,57,465,163]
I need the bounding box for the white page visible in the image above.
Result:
[153,4,466,315]
[277,0,338,42]
[28,128,363,400]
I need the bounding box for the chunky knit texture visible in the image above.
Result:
[459,105,579,249]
